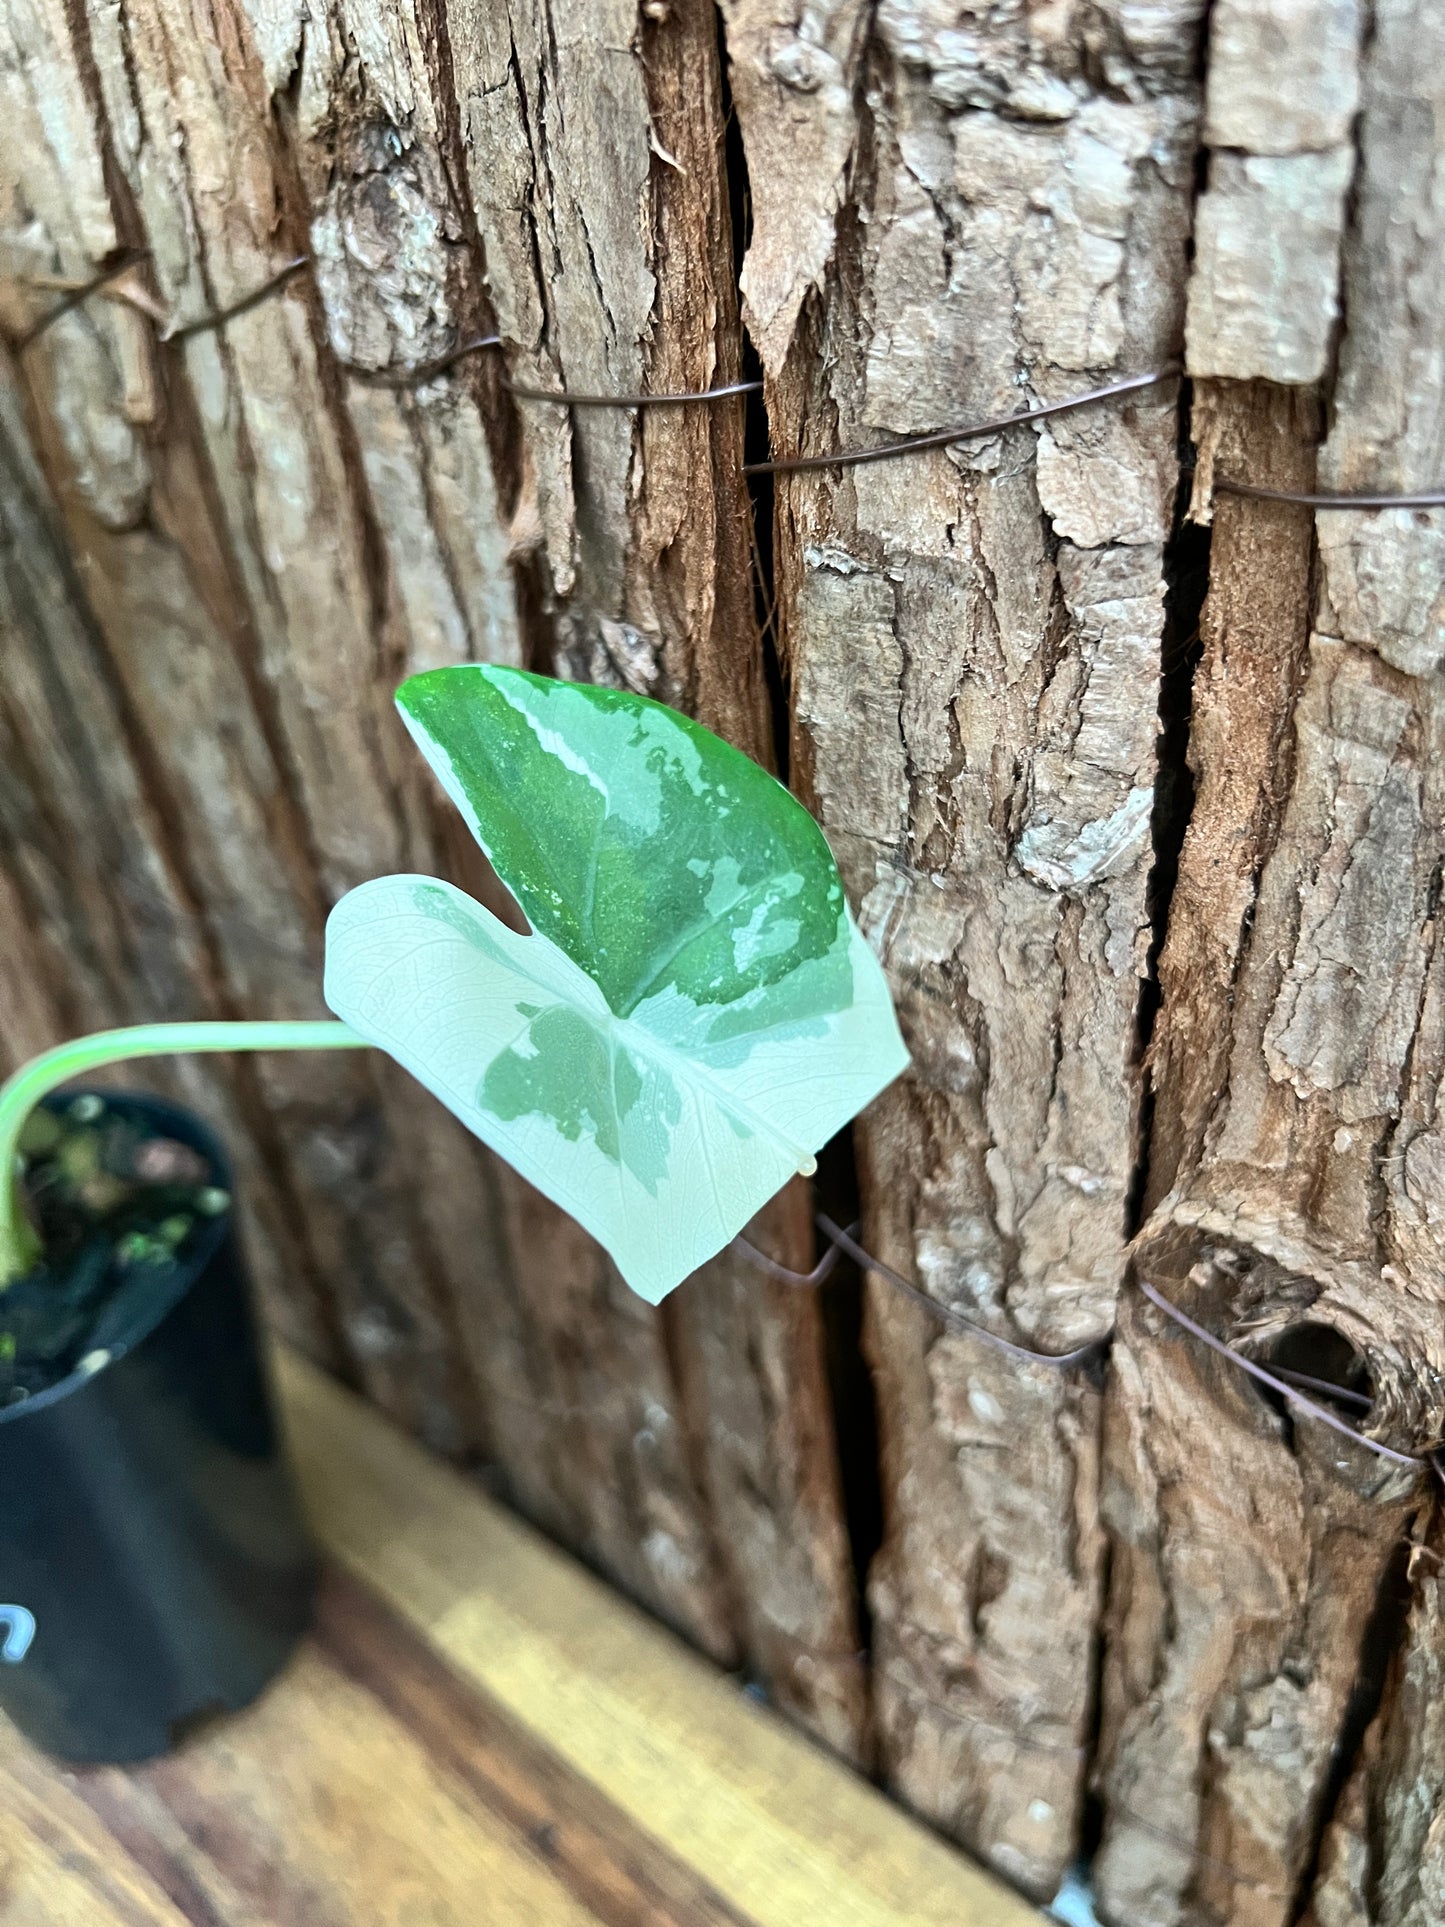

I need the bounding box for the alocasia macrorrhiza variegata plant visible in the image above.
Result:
[0,667,908,1303]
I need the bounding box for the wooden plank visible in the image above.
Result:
[277,1347,1043,1927]
[5,1613,727,1927]
[315,1569,755,1927]
[68,1645,605,1927]
[0,1748,189,1926]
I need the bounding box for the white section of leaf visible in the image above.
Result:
[324,875,909,1301]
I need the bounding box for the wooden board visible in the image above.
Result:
[0,1351,1042,1927]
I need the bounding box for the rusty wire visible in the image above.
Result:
[1137,1277,1422,1471]
[162,256,311,342]
[16,249,151,349]
[731,1226,844,1288]
[743,366,1181,476]
[1214,475,1445,511]
[343,335,503,387]
[506,374,762,408]
[733,1223,1434,1478]
[815,1213,1107,1370]
[342,335,760,406]
[23,255,1445,509]
[1269,1365,1373,1410]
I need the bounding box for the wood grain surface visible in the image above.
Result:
[0,1351,1042,1927]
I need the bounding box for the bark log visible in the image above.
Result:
[723,0,1205,1898]
[1300,1536,1445,1927]
[0,0,863,1754]
[1097,3,1445,1923]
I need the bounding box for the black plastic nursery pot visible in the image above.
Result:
[0,1090,316,1763]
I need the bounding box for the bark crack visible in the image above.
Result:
[414,0,530,527]
[1129,449,1211,1238]
[1287,1530,1418,1925]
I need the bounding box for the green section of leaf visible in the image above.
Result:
[482,1006,680,1195]
[326,667,910,1302]
[397,667,844,1018]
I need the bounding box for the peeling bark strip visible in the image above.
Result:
[723,0,1205,1898]
[1186,0,1363,384]
[1103,3,1445,1923]
[0,0,863,1755]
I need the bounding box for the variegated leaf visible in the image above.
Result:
[324,666,908,1302]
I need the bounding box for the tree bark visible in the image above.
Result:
[0,0,863,1756]
[1097,3,1445,1923]
[1300,1538,1445,1927]
[4,0,1444,1905]
[722,0,1205,1900]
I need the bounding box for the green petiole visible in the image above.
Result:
[0,1021,371,1287]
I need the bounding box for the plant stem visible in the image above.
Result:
[0,1020,371,1287]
